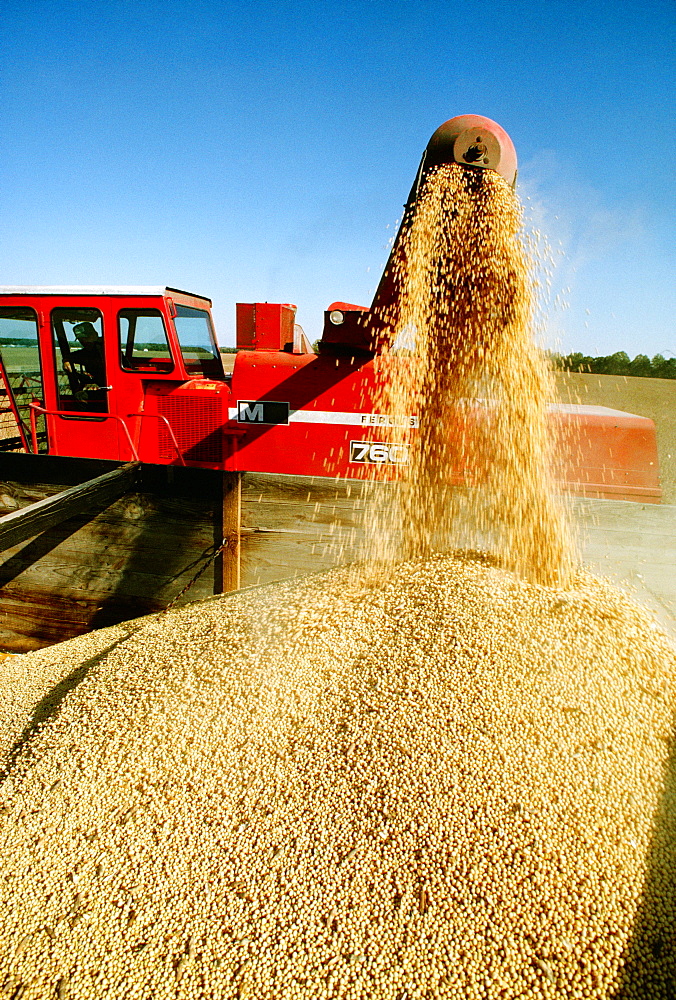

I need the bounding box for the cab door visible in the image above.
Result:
[108,299,181,463]
[48,304,122,460]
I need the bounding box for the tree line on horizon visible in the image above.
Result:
[549,350,676,379]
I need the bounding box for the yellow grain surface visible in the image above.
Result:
[0,555,674,999]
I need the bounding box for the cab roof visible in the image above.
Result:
[0,286,211,304]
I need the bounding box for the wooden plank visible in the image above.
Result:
[214,471,242,593]
[2,464,674,655]
[238,473,373,589]
[0,452,126,487]
[572,497,676,536]
[0,486,220,651]
[241,471,375,506]
[0,492,216,586]
[0,462,140,551]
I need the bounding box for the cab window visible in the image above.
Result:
[118,308,174,373]
[52,308,108,413]
[0,306,47,451]
[173,305,224,378]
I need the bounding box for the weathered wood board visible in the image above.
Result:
[240,472,376,587]
[0,463,140,551]
[2,454,674,652]
[0,458,379,652]
[0,457,221,651]
[572,497,676,635]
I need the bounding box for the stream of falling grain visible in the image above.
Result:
[367,162,574,587]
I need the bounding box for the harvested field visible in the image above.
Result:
[0,554,675,999]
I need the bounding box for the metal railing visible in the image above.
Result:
[28,403,244,467]
[29,403,140,462]
[125,412,186,466]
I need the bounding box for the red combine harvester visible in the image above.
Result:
[0,115,661,501]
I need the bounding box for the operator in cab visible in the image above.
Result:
[63,322,106,409]
[64,322,106,388]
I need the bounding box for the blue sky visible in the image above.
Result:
[1,0,674,356]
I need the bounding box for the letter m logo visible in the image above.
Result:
[237,400,290,425]
[238,401,264,423]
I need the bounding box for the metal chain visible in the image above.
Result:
[163,532,238,613]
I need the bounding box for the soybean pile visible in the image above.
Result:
[370,163,572,587]
[1,556,675,999]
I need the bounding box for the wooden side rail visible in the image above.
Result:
[0,462,141,552]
